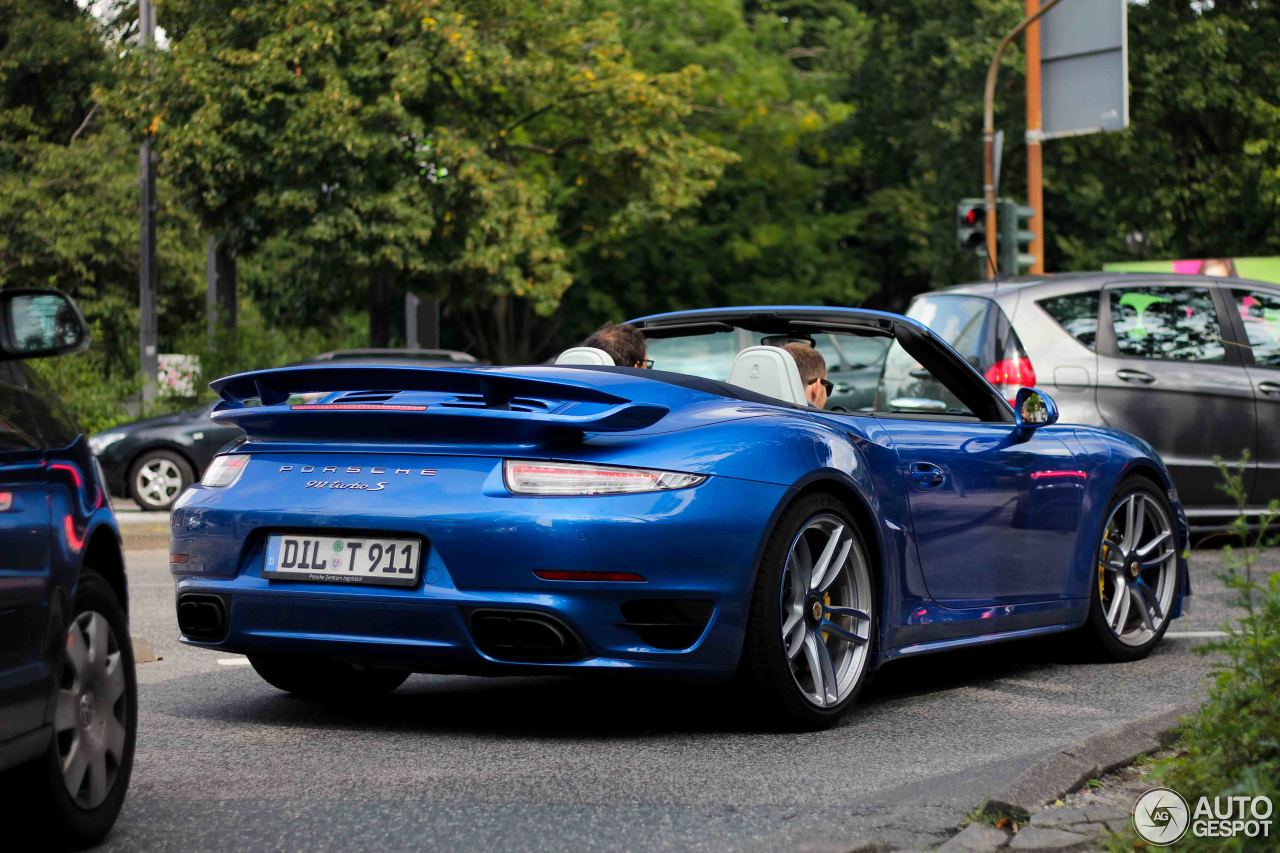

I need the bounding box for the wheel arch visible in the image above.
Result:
[788,474,883,584]
[82,524,128,614]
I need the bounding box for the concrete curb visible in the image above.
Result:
[120,523,170,551]
[980,703,1198,820]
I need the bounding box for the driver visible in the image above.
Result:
[783,342,831,409]
[580,323,651,368]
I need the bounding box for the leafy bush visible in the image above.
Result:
[29,300,367,435]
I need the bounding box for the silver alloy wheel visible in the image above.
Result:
[1098,492,1178,647]
[779,513,873,707]
[135,457,182,507]
[56,611,129,809]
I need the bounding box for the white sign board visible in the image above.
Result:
[1040,0,1128,139]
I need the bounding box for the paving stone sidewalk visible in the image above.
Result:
[937,756,1165,851]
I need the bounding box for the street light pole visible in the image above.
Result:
[982,0,1065,279]
[1025,0,1046,275]
[139,0,158,401]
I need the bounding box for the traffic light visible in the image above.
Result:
[998,199,1036,274]
[956,199,986,254]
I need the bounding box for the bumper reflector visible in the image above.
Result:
[533,569,646,582]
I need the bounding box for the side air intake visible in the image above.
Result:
[618,599,714,650]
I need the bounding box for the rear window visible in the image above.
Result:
[1038,291,1100,350]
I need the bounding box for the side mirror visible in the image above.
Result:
[0,289,89,359]
[1014,387,1059,433]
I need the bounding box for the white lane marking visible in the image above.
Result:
[1165,630,1228,638]
[217,657,251,666]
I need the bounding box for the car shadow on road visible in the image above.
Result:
[177,634,1095,738]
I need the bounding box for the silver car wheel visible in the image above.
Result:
[135,457,182,508]
[55,611,130,810]
[1098,492,1177,647]
[779,513,873,708]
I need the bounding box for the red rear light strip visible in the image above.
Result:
[0,491,11,511]
[511,464,652,480]
[533,570,647,582]
[290,404,428,411]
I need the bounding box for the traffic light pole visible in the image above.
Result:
[982,0,1064,279]
[1025,0,1045,275]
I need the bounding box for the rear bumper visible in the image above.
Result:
[170,457,787,675]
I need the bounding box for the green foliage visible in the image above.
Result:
[564,0,872,339]
[1045,3,1280,270]
[117,0,732,362]
[172,300,367,396]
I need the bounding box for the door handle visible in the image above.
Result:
[1260,381,1280,397]
[1116,368,1156,384]
[909,462,945,489]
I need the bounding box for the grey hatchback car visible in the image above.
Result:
[907,272,1280,529]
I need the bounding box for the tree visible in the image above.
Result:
[563,0,870,338]
[0,0,203,383]
[119,0,732,362]
[1044,1,1280,270]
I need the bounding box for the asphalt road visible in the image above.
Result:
[101,543,1264,852]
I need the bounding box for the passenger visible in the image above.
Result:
[581,323,652,368]
[783,342,832,409]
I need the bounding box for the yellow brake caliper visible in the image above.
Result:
[1099,529,1113,601]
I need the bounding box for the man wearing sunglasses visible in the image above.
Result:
[783,342,832,409]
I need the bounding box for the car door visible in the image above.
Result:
[0,361,52,742]
[873,336,1085,605]
[1226,285,1280,506]
[1095,280,1254,512]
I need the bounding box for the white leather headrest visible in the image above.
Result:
[727,346,809,406]
[555,346,614,366]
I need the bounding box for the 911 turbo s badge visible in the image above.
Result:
[305,480,388,491]
[277,464,438,492]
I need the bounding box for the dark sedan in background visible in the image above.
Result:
[92,348,478,510]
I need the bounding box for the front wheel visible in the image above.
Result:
[249,655,410,699]
[1082,476,1179,661]
[741,494,876,730]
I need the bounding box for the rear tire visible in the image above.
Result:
[2,572,137,850]
[249,655,409,699]
[1082,476,1179,662]
[740,493,876,730]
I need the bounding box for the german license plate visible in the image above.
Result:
[263,534,422,587]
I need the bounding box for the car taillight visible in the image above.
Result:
[201,455,250,488]
[503,460,705,496]
[984,357,1037,404]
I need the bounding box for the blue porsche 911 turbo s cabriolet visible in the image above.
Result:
[170,306,1189,728]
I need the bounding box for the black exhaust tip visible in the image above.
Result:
[177,593,227,641]
[469,610,582,661]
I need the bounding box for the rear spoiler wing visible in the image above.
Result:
[209,365,669,440]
